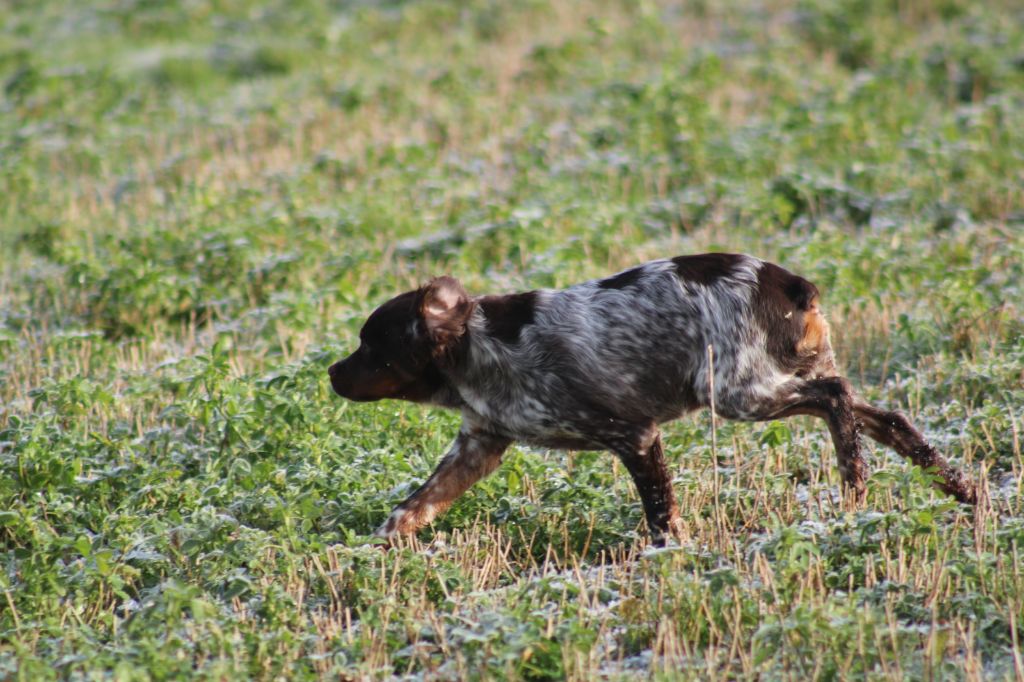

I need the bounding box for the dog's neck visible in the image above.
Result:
[437,306,536,422]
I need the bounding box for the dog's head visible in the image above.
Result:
[328,277,473,402]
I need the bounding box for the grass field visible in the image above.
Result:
[2,0,1023,678]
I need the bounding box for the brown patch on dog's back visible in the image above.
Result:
[478,292,538,344]
[672,253,745,286]
[597,267,645,290]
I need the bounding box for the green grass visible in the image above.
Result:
[2,0,1023,678]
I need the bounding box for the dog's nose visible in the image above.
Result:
[328,362,340,378]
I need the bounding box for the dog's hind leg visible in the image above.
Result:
[773,377,870,502]
[606,425,683,546]
[729,376,869,503]
[736,377,976,505]
[376,429,511,539]
[854,401,976,504]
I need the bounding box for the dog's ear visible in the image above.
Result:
[419,276,473,351]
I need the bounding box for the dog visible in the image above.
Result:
[328,253,976,545]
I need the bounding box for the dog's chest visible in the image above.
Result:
[453,366,619,450]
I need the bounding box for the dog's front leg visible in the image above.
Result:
[609,427,683,547]
[375,429,512,539]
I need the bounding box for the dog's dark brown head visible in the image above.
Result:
[328,277,474,402]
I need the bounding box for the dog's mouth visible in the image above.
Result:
[329,358,368,401]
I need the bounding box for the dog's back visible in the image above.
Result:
[454,253,833,440]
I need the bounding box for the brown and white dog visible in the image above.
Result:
[328,254,976,545]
